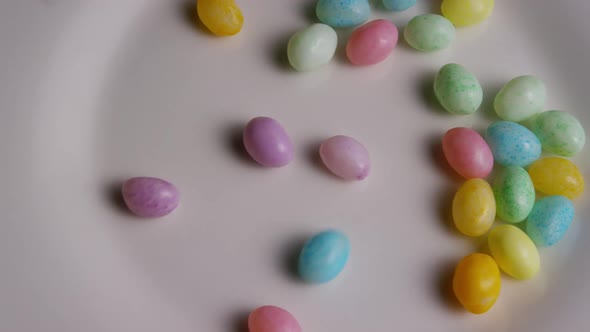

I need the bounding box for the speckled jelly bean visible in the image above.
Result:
[248,306,302,332]
[526,196,575,247]
[453,253,501,314]
[403,14,455,52]
[197,0,243,36]
[453,179,496,237]
[288,23,338,71]
[494,75,546,122]
[526,110,586,157]
[346,19,398,66]
[441,0,494,27]
[122,177,179,218]
[382,0,416,11]
[488,225,540,280]
[434,63,483,115]
[485,121,541,167]
[492,166,535,223]
[528,157,585,199]
[316,0,370,28]
[298,230,350,283]
[243,117,293,167]
[442,127,494,179]
[320,135,370,180]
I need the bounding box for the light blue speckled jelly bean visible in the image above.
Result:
[316,0,370,28]
[298,230,350,283]
[486,121,541,167]
[383,0,416,11]
[526,195,574,247]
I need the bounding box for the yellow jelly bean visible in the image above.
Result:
[197,0,244,36]
[528,157,585,199]
[452,179,496,237]
[441,0,494,27]
[488,225,540,280]
[453,253,501,314]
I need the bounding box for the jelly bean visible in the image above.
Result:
[288,24,338,72]
[526,110,586,157]
[320,135,370,180]
[383,0,416,11]
[442,127,493,179]
[122,177,179,217]
[453,179,496,237]
[526,196,574,247]
[298,230,350,283]
[248,306,302,332]
[441,0,494,27]
[528,157,585,199]
[494,76,546,122]
[346,19,398,66]
[243,117,293,167]
[197,0,243,36]
[403,14,455,52]
[434,63,483,115]
[453,253,501,314]
[316,0,370,28]
[488,225,540,280]
[485,121,541,167]
[492,166,535,223]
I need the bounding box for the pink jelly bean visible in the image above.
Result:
[122,177,179,218]
[442,127,494,179]
[320,135,370,180]
[346,19,398,66]
[248,305,302,332]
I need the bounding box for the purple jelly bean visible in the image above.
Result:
[122,177,179,217]
[243,117,294,167]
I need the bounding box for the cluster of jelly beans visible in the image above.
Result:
[435,64,586,314]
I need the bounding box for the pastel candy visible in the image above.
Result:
[346,19,398,66]
[298,230,350,283]
[382,0,416,11]
[492,166,535,223]
[494,75,546,122]
[453,253,501,314]
[434,63,483,115]
[248,306,302,332]
[243,117,294,167]
[404,14,455,52]
[316,0,370,28]
[442,127,494,179]
[441,0,494,27]
[122,177,179,218]
[453,179,496,237]
[526,196,575,247]
[488,224,540,280]
[288,23,338,71]
[485,121,541,167]
[528,157,585,199]
[320,135,370,180]
[526,110,586,157]
[197,0,243,36]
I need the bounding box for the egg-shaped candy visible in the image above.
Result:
[528,157,585,199]
[442,127,494,179]
[453,179,496,237]
[526,196,575,247]
[485,121,541,167]
[488,225,540,280]
[298,230,350,283]
[434,63,483,115]
[316,0,370,28]
[453,253,501,314]
[197,0,243,36]
[122,177,179,218]
[346,19,398,66]
[526,110,586,157]
[288,23,338,72]
[492,166,535,223]
[404,14,455,52]
[248,306,302,332]
[320,135,370,180]
[494,75,546,122]
[382,0,416,11]
[441,0,494,27]
[243,117,293,167]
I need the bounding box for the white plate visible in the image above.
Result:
[1,0,588,331]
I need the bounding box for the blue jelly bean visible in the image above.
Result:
[382,0,416,11]
[526,196,574,247]
[485,121,541,167]
[316,0,370,28]
[298,230,350,283]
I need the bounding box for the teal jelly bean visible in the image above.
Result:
[526,110,586,157]
[492,166,535,223]
[298,230,350,283]
[485,121,541,167]
[404,14,455,52]
[316,0,370,28]
[434,63,483,115]
[383,0,416,11]
[494,75,546,122]
[526,195,574,247]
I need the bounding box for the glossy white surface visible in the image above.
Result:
[1,0,588,331]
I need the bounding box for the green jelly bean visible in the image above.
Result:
[492,166,535,223]
[526,110,586,157]
[434,63,483,115]
[494,75,546,122]
[404,14,455,52]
